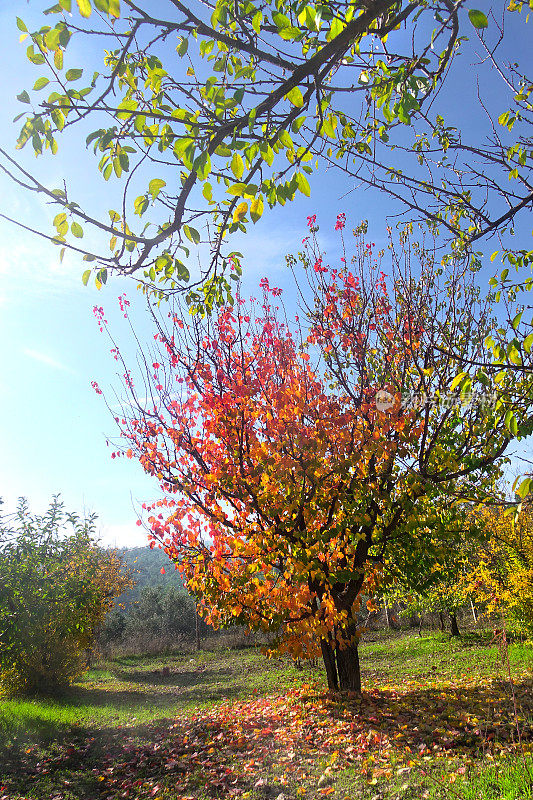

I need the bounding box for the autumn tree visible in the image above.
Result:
[468,503,533,637]
[94,221,533,692]
[2,0,531,301]
[0,496,132,695]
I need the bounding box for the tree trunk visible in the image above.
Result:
[470,598,478,625]
[320,638,339,692]
[336,641,361,692]
[449,611,460,637]
[439,612,446,632]
[383,597,390,629]
[195,604,200,651]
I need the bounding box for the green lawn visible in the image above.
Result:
[1,632,532,800]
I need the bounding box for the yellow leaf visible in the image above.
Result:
[250,195,263,223]
[233,201,248,223]
[286,86,304,107]
[77,0,92,17]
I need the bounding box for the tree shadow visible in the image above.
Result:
[327,676,533,755]
[113,666,233,686]
[3,675,533,800]
[67,680,246,710]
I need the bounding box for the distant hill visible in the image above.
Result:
[115,546,186,607]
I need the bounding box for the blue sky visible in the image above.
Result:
[0,1,531,546]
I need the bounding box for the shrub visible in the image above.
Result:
[0,496,132,695]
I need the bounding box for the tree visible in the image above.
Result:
[95,222,533,691]
[383,514,482,636]
[469,503,533,637]
[0,496,132,695]
[3,0,531,301]
[123,585,199,638]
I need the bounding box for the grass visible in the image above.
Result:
[0,631,532,800]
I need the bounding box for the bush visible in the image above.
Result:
[0,496,132,695]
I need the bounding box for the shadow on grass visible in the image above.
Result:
[330,676,533,755]
[64,680,247,711]
[2,673,533,800]
[112,666,234,686]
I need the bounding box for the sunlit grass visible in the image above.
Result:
[0,632,532,799]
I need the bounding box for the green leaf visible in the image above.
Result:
[65,68,83,81]
[468,9,488,28]
[292,116,305,133]
[76,0,92,17]
[272,11,290,29]
[193,150,211,180]
[524,333,533,353]
[227,182,247,197]
[175,260,189,281]
[261,144,274,166]
[82,269,91,285]
[16,17,28,32]
[148,178,166,199]
[296,172,310,197]
[174,136,195,159]
[278,26,301,40]
[230,152,244,179]
[183,225,200,244]
[286,86,304,108]
[45,29,61,50]
[512,311,523,330]
[71,221,84,238]
[321,115,337,138]
[515,476,532,500]
[33,77,50,91]
[252,11,262,34]
[505,409,518,435]
[17,91,31,105]
[326,17,345,41]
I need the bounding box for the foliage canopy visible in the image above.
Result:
[3,0,532,303]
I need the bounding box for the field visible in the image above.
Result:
[1,631,532,800]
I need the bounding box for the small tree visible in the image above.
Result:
[469,503,533,638]
[99,224,533,692]
[383,510,485,635]
[0,496,132,695]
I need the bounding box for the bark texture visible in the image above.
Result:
[450,612,460,637]
[320,638,339,692]
[336,641,361,692]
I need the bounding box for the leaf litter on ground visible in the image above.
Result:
[2,639,533,800]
